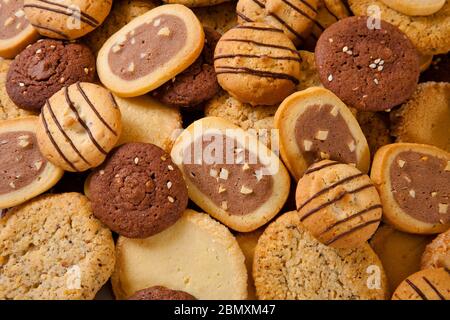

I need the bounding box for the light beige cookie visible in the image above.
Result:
[0,117,63,209]
[275,87,370,180]
[162,0,231,7]
[0,193,115,300]
[371,143,450,234]
[381,0,446,16]
[421,229,450,270]
[392,268,450,300]
[390,82,450,153]
[297,50,322,91]
[111,209,248,300]
[97,4,205,97]
[114,95,182,153]
[253,211,389,300]
[0,0,39,58]
[171,117,290,232]
[23,0,112,40]
[36,82,122,172]
[193,1,237,34]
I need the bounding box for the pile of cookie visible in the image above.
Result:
[0,0,448,300]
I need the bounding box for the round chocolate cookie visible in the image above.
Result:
[128,286,196,300]
[151,27,221,108]
[6,39,96,111]
[87,142,188,238]
[315,16,420,111]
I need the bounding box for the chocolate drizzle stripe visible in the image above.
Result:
[319,204,382,235]
[281,0,316,22]
[304,161,339,175]
[299,0,318,13]
[299,184,374,222]
[422,277,445,300]
[297,173,365,211]
[236,11,253,22]
[322,1,339,21]
[214,54,302,62]
[64,86,107,155]
[405,279,428,300]
[31,23,69,39]
[36,0,99,24]
[23,4,98,28]
[109,92,119,109]
[235,25,284,33]
[41,106,78,172]
[215,66,299,85]
[221,39,299,55]
[251,0,266,8]
[269,12,306,42]
[76,82,117,136]
[324,218,381,245]
[46,98,91,166]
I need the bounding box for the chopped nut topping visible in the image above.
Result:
[99,170,105,175]
[36,49,42,54]
[420,156,428,161]
[431,192,438,197]
[348,140,356,152]
[254,169,263,182]
[210,168,218,178]
[34,161,43,170]
[328,38,333,43]
[438,203,448,214]
[320,151,330,160]
[242,163,250,171]
[240,185,253,195]
[59,77,65,83]
[398,160,406,168]
[4,17,13,27]
[374,78,379,85]
[218,185,226,193]
[221,201,228,210]
[153,18,161,27]
[303,140,313,151]
[112,45,121,53]
[403,175,412,183]
[409,190,416,198]
[117,34,127,45]
[315,130,329,141]
[168,165,174,171]
[127,62,135,72]
[140,53,146,59]
[84,67,89,74]
[9,181,15,189]
[330,106,339,117]
[19,82,25,87]
[167,181,172,189]
[219,168,229,180]
[133,157,139,164]
[168,196,175,203]
[158,27,171,36]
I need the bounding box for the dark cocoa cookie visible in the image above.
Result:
[6,39,96,111]
[151,28,221,108]
[315,16,420,111]
[87,142,188,238]
[128,286,196,300]
[420,54,450,83]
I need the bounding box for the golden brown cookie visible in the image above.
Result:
[381,0,446,16]
[297,50,322,91]
[392,268,450,300]
[193,1,237,34]
[421,229,450,270]
[356,111,392,157]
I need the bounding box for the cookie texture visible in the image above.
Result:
[357,111,392,157]
[421,229,450,270]
[128,286,196,300]
[253,211,389,300]
[36,82,122,172]
[315,16,420,111]
[390,82,450,153]
[381,0,446,16]
[193,1,237,34]
[0,193,115,300]
[392,268,450,300]
[88,143,188,238]
[6,39,96,111]
[297,50,322,91]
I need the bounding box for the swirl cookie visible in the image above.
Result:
[392,268,450,300]
[421,229,450,270]
[171,117,290,232]
[128,286,196,300]
[390,82,450,153]
[6,39,96,111]
[381,0,446,17]
[87,143,188,239]
[348,0,450,56]
[0,117,63,209]
[371,143,450,234]
[36,82,122,172]
[275,87,370,180]
[0,193,115,300]
[97,4,204,97]
[23,0,112,40]
[193,1,237,34]
[111,209,248,300]
[253,211,389,300]
[214,22,301,106]
[315,16,420,111]
[0,0,39,58]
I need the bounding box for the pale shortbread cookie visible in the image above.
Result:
[111,209,248,300]
[392,268,450,300]
[381,0,446,16]
[0,193,115,300]
[421,229,450,270]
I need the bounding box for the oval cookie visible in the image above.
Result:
[381,0,446,16]
[392,268,450,300]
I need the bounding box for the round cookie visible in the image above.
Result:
[381,0,446,17]
[23,0,112,40]
[171,117,290,232]
[274,87,371,180]
[97,4,205,97]
[162,0,231,7]
[111,209,248,300]
[114,95,182,153]
[315,16,420,111]
[0,0,39,58]
[297,50,322,91]
[6,39,96,111]
[357,111,392,157]
[128,286,197,300]
[36,82,122,172]
[253,211,389,300]
[214,22,301,106]
[193,1,237,34]
[371,143,450,234]
[0,193,115,300]
[421,229,450,270]
[392,268,450,300]
[151,27,221,108]
[87,142,188,239]
[0,117,63,209]
[390,82,450,153]
[420,54,450,83]
[296,160,382,248]
[348,0,450,56]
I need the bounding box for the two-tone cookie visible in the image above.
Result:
[371,143,450,234]
[97,4,205,97]
[392,268,450,300]
[275,87,370,180]
[421,229,449,270]
[128,286,196,300]
[0,0,39,58]
[381,0,446,17]
[86,143,188,239]
[171,117,290,232]
[0,117,63,209]
[36,82,122,172]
